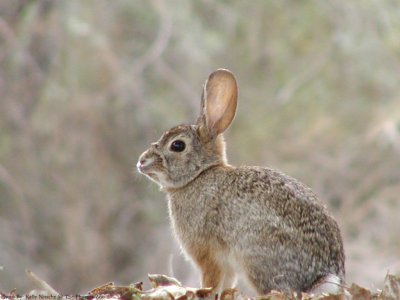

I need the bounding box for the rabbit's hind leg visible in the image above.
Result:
[307,274,343,295]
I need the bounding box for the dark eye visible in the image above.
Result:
[170,140,186,152]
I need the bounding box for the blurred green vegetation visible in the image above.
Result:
[0,0,399,294]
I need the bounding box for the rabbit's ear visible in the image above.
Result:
[199,69,238,138]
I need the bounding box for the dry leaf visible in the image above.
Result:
[88,282,115,295]
[148,274,183,288]
[381,274,400,300]
[257,290,287,300]
[348,283,372,300]
[220,288,238,300]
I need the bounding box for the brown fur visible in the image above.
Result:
[137,69,345,295]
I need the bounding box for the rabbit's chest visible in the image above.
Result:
[167,189,222,241]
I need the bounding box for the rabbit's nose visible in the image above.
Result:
[136,158,145,172]
[136,155,154,173]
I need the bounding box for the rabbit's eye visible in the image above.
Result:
[170,140,186,152]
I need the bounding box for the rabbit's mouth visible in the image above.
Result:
[140,168,169,188]
[137,157,164,183]
[138,165,161,182]
[137,161,157,177]
[137,153,156,173]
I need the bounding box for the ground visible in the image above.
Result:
[3,271,399,300]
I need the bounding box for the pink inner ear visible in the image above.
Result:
[207,92,226,126]
[207,90,237,136]
[203,69,238,136]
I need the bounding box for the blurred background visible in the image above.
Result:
[0,0,399,294]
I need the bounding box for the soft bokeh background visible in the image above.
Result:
[0,0,399,294]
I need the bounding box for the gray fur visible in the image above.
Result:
[137,69,345,295]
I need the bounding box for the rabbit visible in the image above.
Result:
[137,69,345,295]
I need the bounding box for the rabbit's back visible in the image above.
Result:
[167,165,345,293]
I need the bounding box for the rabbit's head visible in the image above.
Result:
[137,69,238,189]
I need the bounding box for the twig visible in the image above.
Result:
[276,45,332,104]
[154,59,199,115]
[132,0,172,73]
[26,269,60,296]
